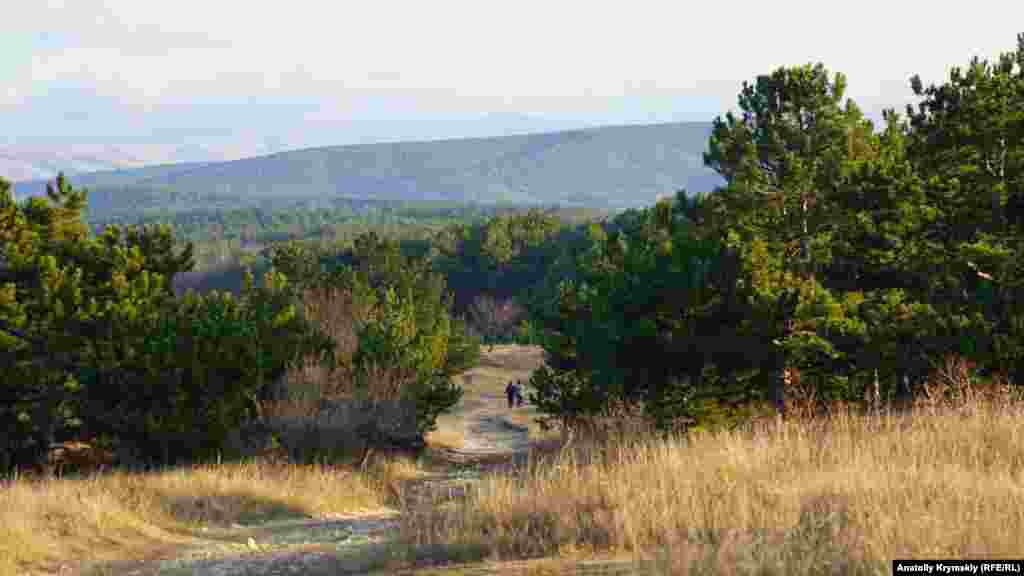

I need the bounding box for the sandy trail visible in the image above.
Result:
[79,383,535,576]
[457,394,531,456]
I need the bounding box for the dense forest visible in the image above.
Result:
[524,35,1024,432]
[93,197,523,268]
[1,33,1023,475]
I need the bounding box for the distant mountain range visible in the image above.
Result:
[10,122,724,216]
[0,143,241,184]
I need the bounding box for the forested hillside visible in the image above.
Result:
[152,198,614,298]
[12,121,722,217]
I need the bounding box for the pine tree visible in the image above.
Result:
[702,63,875,418]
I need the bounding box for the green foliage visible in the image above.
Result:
[527,197,766,431]
[79,272,333,465]
[527,363,603,432]
[443,315,483,376]
[513,318,543,346]
[0,175,333,473]
[433,208,570,337]
[0,174,187,469]
[900,35,1024,384]
[354,285,449,385]
[695,62,878,410]
[266,231,480,436]
[525,33,1024,434]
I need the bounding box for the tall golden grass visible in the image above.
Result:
[0,457,419,576]
[400,356,1024,574]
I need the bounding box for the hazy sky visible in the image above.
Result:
[5,0,1023,157]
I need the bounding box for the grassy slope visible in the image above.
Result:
[404,385,1024,574]
[5,346,1024,575]
[0,345,549,576]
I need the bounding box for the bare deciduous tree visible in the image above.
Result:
[468,294,523,346]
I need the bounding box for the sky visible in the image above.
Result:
[4,0,1023,160]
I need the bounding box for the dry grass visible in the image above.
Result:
[400,362,1024,575]
[0,456,420,576]
[20,341,1023,575]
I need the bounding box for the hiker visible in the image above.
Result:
[505,381,517,409]
[515,379,525,407]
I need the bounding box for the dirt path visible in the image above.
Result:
[75,347,652,575]
[78,389,537,575]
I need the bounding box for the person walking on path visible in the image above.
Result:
[506,381,517,409]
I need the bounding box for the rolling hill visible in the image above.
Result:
[12,122,723,218]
